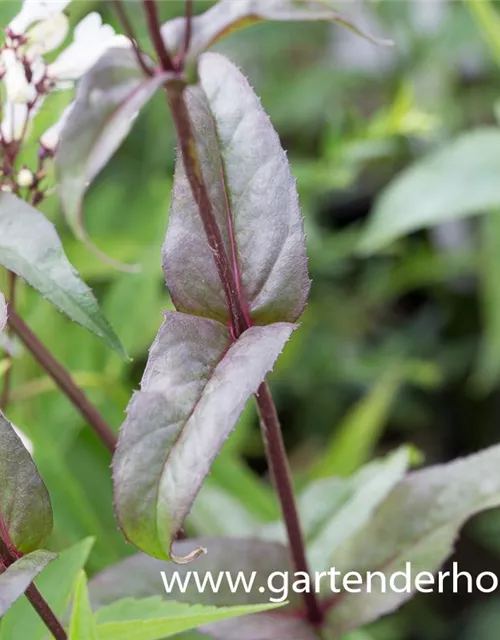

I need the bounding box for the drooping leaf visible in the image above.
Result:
[161,0,391,62]
[90,538,295,608]
[114,312,294,561]
[56,47,172,269]
[359,128,500,254]
[0,538,94,640]
[0,411,52,553]
[0,193,126,358]
[69,571,98,640]
[94,597,284,640]
[89,539,315,640]
[0,550,56,617]
[301,448,410,574]
[163,53,310,325]
[325,444,500,636]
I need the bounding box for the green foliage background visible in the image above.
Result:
[3,1,500,638]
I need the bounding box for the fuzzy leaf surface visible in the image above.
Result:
[161,0,390,60]
[163,53,310,325]
[325,444,500,636]
[114,313,294,560]
[0,550,56,617]
[56,48,171,250]
[0,411,52,553]
[0,193,125,357]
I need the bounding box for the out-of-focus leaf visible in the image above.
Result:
[56,48,172,268]
[325,444,500,636]
[301,448,410,573]
[94,597,284,640]
[162,0,391,61]
[359,129,500,254]
[164,53,310,326]
[0,292,6,332]
[69,571,98,640]
[114,312,294,561]
[0,411,52,553]
[309,368,403,478]
[89,538,295,608]
[0,538,94,640]
[474,212,500,391]
[0,193,126,358]
[89,538,314,640]
[467,0,500,66]
[0,550,56,617]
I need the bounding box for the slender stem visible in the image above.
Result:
[25,585,67,640]
[1,271,17,410]
[166,88,248,337]
[112,1,153,77]
[143,0,177,71]
[256,382,324,626]
[7,308,117,453]
[179,0,193,65]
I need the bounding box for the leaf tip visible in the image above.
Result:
[170,543,208,565]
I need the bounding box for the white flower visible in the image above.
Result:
[1,49,35,104]
[40,100,74,151]
[47,12,131,81]
[8,0,72,36]
[0,102,29,143]
[25,12,69,58]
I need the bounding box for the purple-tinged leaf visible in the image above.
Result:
[164,53,310,326]
[0,550,57,617]
[113,313,294,561]
[56,48,173,271]
[0,411,52,553]
[161,0,391,62]
[90,538,317,640]
[324,443,500,636]
[0,193,126,358]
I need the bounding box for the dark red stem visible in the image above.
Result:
[111,1,154,77]
[143,0,177,71]
[7,308,117,453]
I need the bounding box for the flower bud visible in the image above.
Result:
[1,49,35,104]
[39,101,74,151]
[26,12,69,57]
[17,167,35,188]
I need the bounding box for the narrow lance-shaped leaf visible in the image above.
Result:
[56,47,173,270]
[113,313,294,561]
[69,571,98,640]
[325,443,500,637]
[359,128,500,254]
[161,0,392,62]
[0,550,57,617]
[163,53,310,326]
[0,193,126,358]
[0,411,52,553]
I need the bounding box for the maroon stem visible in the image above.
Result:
[143,0,177,71]
[7,308,117,453]
[111,1,153,77]
[256,382,324,626]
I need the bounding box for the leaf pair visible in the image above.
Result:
[100,444,500,638]
[113,52,310,562]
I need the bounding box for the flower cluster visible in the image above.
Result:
[0,0,130,200]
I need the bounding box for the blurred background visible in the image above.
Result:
[2,1,500,638]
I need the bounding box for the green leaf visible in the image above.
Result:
[161,0,391,62]
[69,571,98,640]
[0,411,52,553]
[113,313,294,561]
[325,444,500,636]
[164,53,310,325]
[359,128,500,254]
[56,47,172,268]
[0,538,94,640]
[309,368,403,478]
[473,212,500,391]
[0,550,56,617]
[467,0,500,66]
[94,597,284,640]
[0,193,126,358]
[301,448,410,573]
